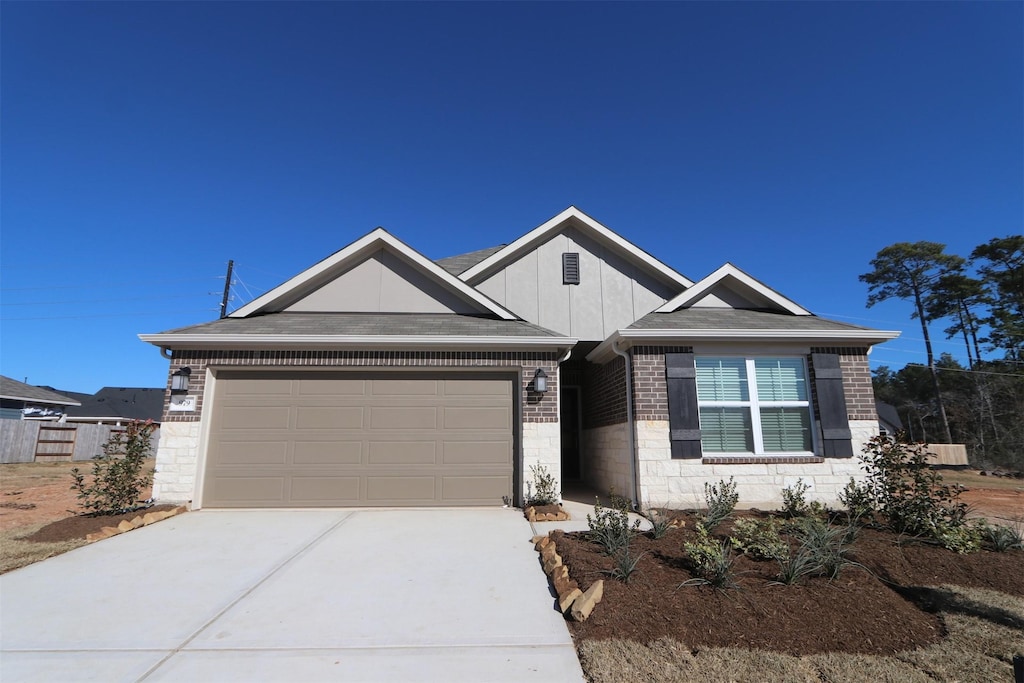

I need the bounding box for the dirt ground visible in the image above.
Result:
[0,460,156,533]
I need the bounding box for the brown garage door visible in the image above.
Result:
[202,371,514,508]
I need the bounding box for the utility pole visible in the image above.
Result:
[219,260,234,319]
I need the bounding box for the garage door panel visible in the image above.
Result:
[443,476,511,502]
[444,379,511,397]
[297,379,366,396]
[293,441,362,465]
[220,406,291,430]
[366,476,435,501]
[290,477,360,503]
[222,379,294,396]
[369,406,438,430]
[444,407,511,430]
[443,441,510,465]
[368,441,436,465]
[371,379,439,396]
[214,441,289,466]
[207,476,286,504]
[295,406,364,430]
[205,373,514,508]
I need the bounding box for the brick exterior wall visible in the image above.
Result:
[631,345,693,420]
[810,346,877,421]
[581,355,627,429]
[160,349,560,423]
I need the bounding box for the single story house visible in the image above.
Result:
[140,207,898,510]
[0,375,81,421]
[61,387,165,426]
[875,401,904,439]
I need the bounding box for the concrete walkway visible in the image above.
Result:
[0,509,584,682]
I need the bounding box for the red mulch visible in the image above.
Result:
[19,505,177,543]
[554,511,1024,656]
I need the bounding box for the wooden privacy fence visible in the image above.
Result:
[923,443,970,466]
[0,421,161,464]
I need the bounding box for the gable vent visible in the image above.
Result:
[563,253,580,285]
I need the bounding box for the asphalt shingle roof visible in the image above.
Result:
[64,387,165,422]
[435,245,507,276]
[0,375,82,406]
[160,313,564,338]
[628,308,875,332]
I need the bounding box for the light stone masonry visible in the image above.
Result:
[152,422,201,504]
[523,421,563,501]
[581,423,631,499]
[635,420,877,510]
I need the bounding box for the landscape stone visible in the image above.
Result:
[571,579,604,622]
[558,588,582,613]
[117,520,134,532]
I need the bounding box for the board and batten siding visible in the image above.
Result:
[475,226,679,341]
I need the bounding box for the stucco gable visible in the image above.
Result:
[229,228,516,320]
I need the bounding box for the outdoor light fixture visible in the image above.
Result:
[533,368,548,394]
[170,367,192,394]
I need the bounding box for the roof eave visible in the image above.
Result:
[587,328,901,363]
[0,395,82,407]
[139,333,578,352]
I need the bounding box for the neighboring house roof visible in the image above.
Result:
[458,206,694,290]
[435,245,507,276]
[656,263,811,316]
[0,375,81,406]
[875,401,904,430]
[229,228,517,320]
[63,387,164,422]
[141,313,575,350]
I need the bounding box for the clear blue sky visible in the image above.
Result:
[2,1,1021,393]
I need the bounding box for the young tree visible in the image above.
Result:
[926,271,987,368]
[860,242,963,443]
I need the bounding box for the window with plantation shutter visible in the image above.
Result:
[696,356,815,455]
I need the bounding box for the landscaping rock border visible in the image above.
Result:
[85,505,188,543]
[532,532,602,622]
[525,504,572,523]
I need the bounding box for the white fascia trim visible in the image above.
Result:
[587,328,901,363]
[229,228,517,320]
[1,395,82,407]
[139,333,577,351]
[459,206,694,289]
[656,263,811,315]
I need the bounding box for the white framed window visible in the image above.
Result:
[696,356,815,455]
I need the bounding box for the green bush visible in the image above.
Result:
[70,420,155,515]
[526,463,559,506]
[838,478,874,521]
[683,523,738,589]
[644,508,673,540]
[701,477,739,531]
[587,496,639,555]
[605,547,645,583]
[794,517,856,579]
[975,520,1024,552]
[730,517,788,561]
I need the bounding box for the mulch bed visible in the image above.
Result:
[19,505,177,543]
[554,511,1024,656]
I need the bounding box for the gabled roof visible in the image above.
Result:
[0,375,81,406]
[64,387,164,422]
[435,245,507,276]
[230,228,517,320]
[875,401,903,430]
[140,313,575,350]
[656,263,811,315]
[458,206,694,289]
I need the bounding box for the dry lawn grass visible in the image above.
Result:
[578,585,1024,683]
[0,522,87,574]
[942,469,1024,492]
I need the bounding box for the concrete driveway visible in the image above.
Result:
[0,509,584,682]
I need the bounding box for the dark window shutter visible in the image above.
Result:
[811,353,854,457]
[666,353,702,459]
[562,253,580,285]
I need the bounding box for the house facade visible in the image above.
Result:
[141,207,897,510]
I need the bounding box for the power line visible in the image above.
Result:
[1,277,221,292]
[1,309,217,322]
[1,294,216,307]
[906,363,1024,379]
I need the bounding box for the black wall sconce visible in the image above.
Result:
[533,368,548,394]
[170,367,192,394]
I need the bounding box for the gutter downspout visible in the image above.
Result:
[159,347,173,360]
[611,340,642,510]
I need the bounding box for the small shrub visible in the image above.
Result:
[701,477,739,531]
[683,523,738,589]
[606,547,645,583]
[781,479,810,517]
[773,547,817,585]
[644,508,673,539]
[933,521,982,554]
[795,517,856,579]
[839,478,875,521]
[526,463,559,506]
[587,496,640,555]
[730,517,788,561]
[70,420,155,515]
[975,520,1024,552]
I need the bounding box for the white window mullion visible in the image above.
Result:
[746,358,765,454]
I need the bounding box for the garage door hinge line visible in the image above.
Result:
[134,511,358,682]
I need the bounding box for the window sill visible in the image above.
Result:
[702,455,825,465]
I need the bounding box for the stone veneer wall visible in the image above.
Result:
[153,349,561,505]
